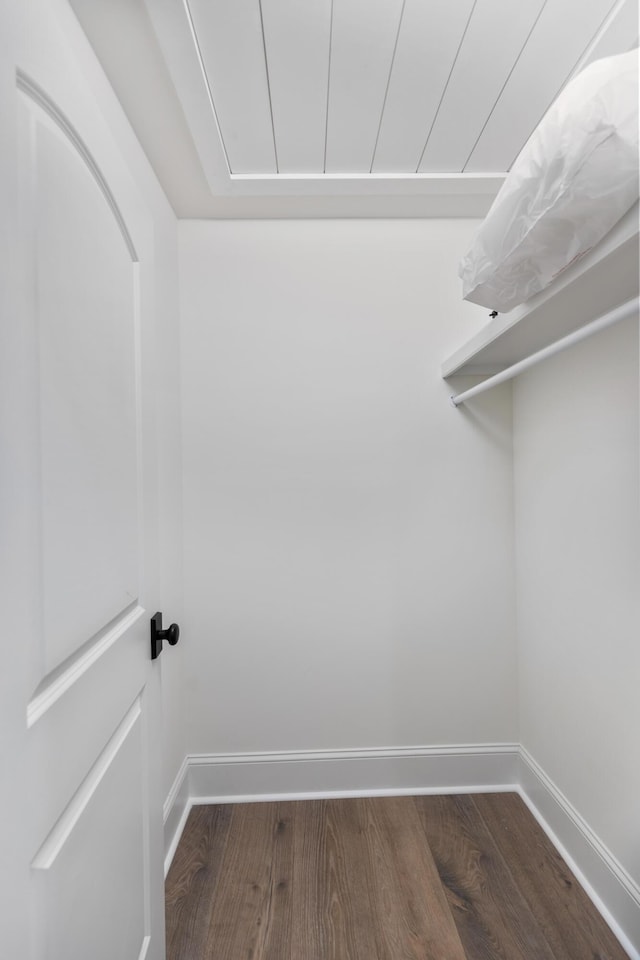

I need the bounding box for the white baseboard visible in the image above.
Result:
[162,742,639,958]
[518,747,640,960]
[163,756,191,878]
[187,742,519,805]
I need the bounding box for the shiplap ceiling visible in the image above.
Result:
[70,0,638,217]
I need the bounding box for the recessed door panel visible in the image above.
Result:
[31,701,149,960]
[29,102,139,679]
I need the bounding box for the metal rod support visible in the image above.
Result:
[450,297,639,407]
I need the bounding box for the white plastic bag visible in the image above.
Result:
[459,49,639,313]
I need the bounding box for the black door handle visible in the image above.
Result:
[150,611,180,660]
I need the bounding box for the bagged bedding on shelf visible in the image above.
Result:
[459,48,639,313]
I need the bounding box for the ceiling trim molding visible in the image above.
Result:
[226,172,506,198]
[145,0,231,192]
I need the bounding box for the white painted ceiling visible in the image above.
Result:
[70,0,638,218]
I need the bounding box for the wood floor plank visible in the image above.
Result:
[317,798,387,960]
[473,792,629,960]
[203,801,296,960]
[260,802,296,960]
[414,793,558,960]
[165,804,233,960]
[360,796,467,960]
[288,799,329,960]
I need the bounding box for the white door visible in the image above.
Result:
[2,2,167,957]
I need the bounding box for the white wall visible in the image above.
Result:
[154,217,186,802]
[179,219,517,756]
[514,314,640,886]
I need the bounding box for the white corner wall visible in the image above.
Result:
[513,313,640,891]
[178,219,517,757]
[154,218,186,803]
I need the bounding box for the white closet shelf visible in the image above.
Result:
[441,202,639,378]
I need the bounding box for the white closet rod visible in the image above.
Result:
[450,296,640,408]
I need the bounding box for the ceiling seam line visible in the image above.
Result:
[462,0,550,173]
[258,0,279,174]
[323,0,335,174]
[415,0,479,174]
[505,0,623,169]
[369,0,407,174]
[182,0,233,176]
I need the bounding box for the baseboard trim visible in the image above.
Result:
[517,747,640,959]
[187,742,518,805]
[163,756,190,878]
[162,742,639,957]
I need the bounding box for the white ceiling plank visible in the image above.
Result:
[372,0,475,173]
[187,0,276,173]
[418,0,547,174]
[467,0,628,171]
[260,0,332,173]
[325,0,405,173]
[566,0,638,80]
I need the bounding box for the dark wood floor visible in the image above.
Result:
[165,792,628,960]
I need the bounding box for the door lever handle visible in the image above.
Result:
[150,611,180,660]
